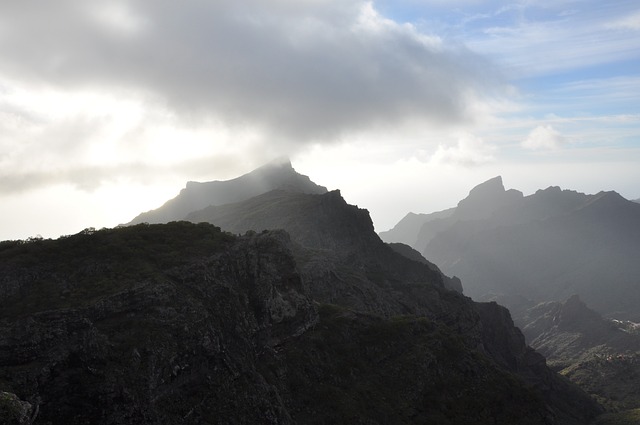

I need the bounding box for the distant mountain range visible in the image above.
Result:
[381,176,640,321]
[0,161,604,424]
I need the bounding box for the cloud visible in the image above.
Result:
[0,0,513,195]
[0,0,501,146]
[430,133,496,166]
[467,2,640,77]
[606,11,640,31]
[522,125,568,150]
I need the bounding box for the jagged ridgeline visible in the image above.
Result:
[0,161,601,424]
[382,176,640,322]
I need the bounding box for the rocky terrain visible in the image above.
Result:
[0,222,600,424]
[516,295,640,412]
[0,163,605,424]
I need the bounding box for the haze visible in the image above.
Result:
[1,0,639,241]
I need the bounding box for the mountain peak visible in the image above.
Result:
[469,176,505,196]
[129,159,327,225]
[454,176,523,220]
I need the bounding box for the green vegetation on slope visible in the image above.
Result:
[0,222,234,318]
[591,408,640,425]
[262,304,549,425]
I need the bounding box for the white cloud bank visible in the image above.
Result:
[0,0,506,194]
[430,133,497,166]
[522,125,568,150]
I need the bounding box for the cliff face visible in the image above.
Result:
[0,223,600,424]
[186,189,463,312]
[0,223,318,424]
[0,220,605,424]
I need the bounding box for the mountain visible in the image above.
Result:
[186,188,464,296]
[386,176,640,321]
[0,162,605,424]
[520,295,640,411]
[129,158,327,225]
[379,209,454,247]
[380,176,523,253]
[0,223,600,425]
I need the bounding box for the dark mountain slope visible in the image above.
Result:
[129,159,327,225]
[186,189,464,305]
[0,223,316,424]
[184,189,603,422]
[0,223,601,424]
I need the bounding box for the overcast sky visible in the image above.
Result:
[1,0,639,240]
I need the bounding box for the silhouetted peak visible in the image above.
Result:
[589,190,626,205]
[578,190,632,218]
[129,158,326,225]
[455,176,523,220]
[468,176,505,197]
[536,186,562,195]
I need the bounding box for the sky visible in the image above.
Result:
[1,0,639,240]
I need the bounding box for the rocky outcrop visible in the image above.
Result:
[387,242,463,293]
[0,392,37,425]
[0,223,317,424]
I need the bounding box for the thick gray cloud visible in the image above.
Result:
[0,0,500,143]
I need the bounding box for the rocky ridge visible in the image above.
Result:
[381,176,640,320]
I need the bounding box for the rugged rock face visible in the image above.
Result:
[186,189,463,306]
[387,242,463,293]
[0,223,317,424]
[0,391,37,425]
[0,222,602,424]
[129,158,327,225]
[517,295,640,411]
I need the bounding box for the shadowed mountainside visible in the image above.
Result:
[0,222,600,425]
